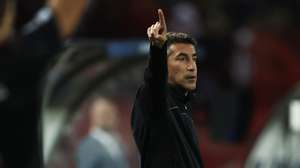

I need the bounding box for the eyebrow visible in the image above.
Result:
[176,52,197,57]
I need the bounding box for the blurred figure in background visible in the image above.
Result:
[168,1,203,39]
[0,0,88,167]
[76,96,129,168]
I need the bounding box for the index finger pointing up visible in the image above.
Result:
[158,9,167,32]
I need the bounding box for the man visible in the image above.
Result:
[0,0,88,167]
[131,9,204,168]
[76,96,128,168]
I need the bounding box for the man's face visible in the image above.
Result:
[167,43,197,91]
[90,99,118,130]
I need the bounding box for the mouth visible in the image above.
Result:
[185,75,197,81]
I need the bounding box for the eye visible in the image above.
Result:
[193,57,197,62]
[176,55,186,61]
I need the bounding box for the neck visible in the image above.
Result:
[168,84,191,103]
[90,125,114,133]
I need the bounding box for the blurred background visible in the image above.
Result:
[0,0,300,167]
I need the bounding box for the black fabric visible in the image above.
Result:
[0,15,61,168]
[131,43,204,168]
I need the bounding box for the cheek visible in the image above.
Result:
[169,66,184,81]
[168,64,178,76]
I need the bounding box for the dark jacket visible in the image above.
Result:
[131,43,203,168]
[0,8,61,168]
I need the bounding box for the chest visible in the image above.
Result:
[167,100,199,146]
[168,99,195,131]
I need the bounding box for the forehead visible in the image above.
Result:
[167,43,196,55]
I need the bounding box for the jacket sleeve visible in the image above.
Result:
[134,42,169,121]
[15,6,62,60]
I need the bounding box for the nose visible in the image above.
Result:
[187,61,196,72]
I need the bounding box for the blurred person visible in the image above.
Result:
[168,2,203,39]
[0,0,88,167]
[245,85,300,168]
[228,27,254,141]
[76,96,129,168]
[131,9,204,168]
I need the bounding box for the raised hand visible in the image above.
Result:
[47,0,88,38]
[147,9,167,47]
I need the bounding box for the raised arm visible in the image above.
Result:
[137,9,169,119]
[144,9,168,86]
[47,0,88,38]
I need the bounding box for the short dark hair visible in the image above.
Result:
[166,32,198,55]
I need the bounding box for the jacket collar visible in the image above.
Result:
[168,84,191,104]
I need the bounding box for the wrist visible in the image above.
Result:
[151,39,166,48]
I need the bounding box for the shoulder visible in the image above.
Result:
[133,84,150,103]
[77,136,102,153]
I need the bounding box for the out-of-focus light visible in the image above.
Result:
[0,83,9,102]
[289,100,300,132]
[106,40,149,58]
